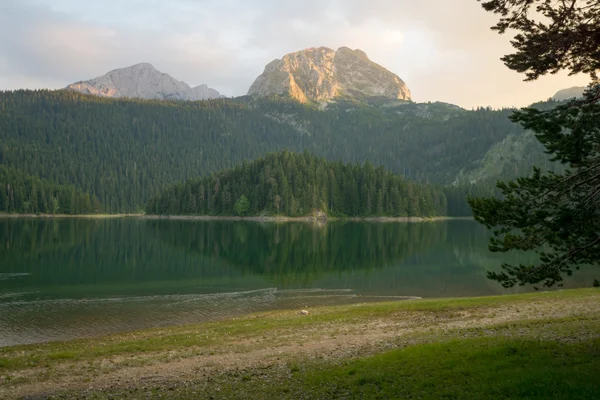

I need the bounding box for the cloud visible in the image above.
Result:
[0,0,590,107]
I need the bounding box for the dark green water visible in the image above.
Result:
[0,218,593,347]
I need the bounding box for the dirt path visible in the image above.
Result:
[3,295,599,399]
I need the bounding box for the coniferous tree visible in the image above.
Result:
[0,89,560,213]
[0,166,101,214]
[470,0,600,288]
[147,151,465,217]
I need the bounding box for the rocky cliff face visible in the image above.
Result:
[67,63,222,101]
[248,47,411,102]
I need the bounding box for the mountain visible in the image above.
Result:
[0,90,542,213]
[66,63,222,101]
[552,86,586,101]
[248,47,411,103]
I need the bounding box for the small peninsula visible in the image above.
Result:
[146,151,475,218]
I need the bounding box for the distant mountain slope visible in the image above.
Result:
[248,47,411,103]
[0,90,555,212]
[552,86,586,101]
[452,130,560,185]
[66,63,222,100]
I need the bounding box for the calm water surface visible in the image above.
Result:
[0,218,593,347]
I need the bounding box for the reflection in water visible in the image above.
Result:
[147,220,448,284]
[0,218,593,346]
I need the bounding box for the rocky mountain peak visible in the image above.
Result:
[126,62,156,71]
[337,46,368,59]
[248,46,411,103]
[66,63,222,101]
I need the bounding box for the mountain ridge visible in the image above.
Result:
[66,63,223,101]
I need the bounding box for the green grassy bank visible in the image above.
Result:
[1,289,599,399]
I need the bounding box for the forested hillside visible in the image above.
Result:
[147,151,485,217]
[0,90,301,212]
[0,90,558,212]
[0,166,101,214]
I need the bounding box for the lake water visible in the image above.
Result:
[0,218,593,347]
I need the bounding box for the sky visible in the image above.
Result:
[0,0,591,109]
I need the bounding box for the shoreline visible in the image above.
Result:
[0,213,472,222]
[0,213,143,219]
[0,289,598,399]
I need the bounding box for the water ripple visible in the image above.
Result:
[0,272,31,280]
[0,288,413,347]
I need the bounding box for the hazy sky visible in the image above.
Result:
[0,0,590,108]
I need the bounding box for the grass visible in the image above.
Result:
[2,289,594,372]
[169,338,600,400]
[291,338,599,399]
[1,288,599,399]
[68,315,600,399]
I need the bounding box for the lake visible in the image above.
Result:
[0,218,593,347]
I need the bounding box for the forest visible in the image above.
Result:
[0,90,558,214]
[0,165,101,214]
[147,151,490,217]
